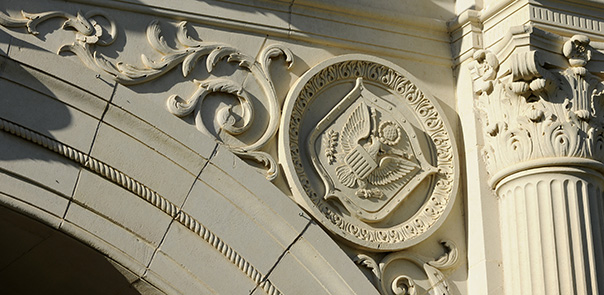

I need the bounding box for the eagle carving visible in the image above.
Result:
[334,101,418,199]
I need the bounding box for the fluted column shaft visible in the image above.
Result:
[496,166,604,295]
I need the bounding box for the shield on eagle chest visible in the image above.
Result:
[308,78,437,223]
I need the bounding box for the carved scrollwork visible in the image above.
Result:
[0,10,117,46]
[0,9,293,181]
[354,240,458,295]
[469,35,604,187]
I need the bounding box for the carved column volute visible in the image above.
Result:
[470,34,604,294]
[470,35,604,189]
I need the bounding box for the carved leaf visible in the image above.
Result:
[206,46,239,72]
[176,21,201,47]
[391,275,417,295]
[428,240,458,269]
[63,11,94,36]
[0,11,28,28]
[341,102,371,153]
[259,43,294,78]
[226,52,255,70]
[423,263,450,295]
[182,49,207,77]
[353,254,381,281]
[232,149,278,181]
[146,20,174,55]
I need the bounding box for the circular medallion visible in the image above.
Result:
[279,55,458,251]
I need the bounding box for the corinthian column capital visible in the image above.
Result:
[470,33,604,189]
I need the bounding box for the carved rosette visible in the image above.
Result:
[279,55,459,251]
[470,35,604,188]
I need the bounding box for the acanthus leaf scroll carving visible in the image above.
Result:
[469,35,604,187]
[0,9,293,181]
[354,240,458,295]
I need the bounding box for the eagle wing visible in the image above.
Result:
[367,156,419,186]
[340,102,371,153]
[335,164,357,188]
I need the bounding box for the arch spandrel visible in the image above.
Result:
[0,15,378,292]
[0,0,471,294]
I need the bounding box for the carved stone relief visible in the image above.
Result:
[469,31,604,295]
[469,34,604,187]
[0,9,293,181]
[0,8,461,294]
[355,240,458,295]
[279,55,459,251]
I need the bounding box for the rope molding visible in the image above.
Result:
[0,117,282,295]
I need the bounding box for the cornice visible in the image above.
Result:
[528,0,604,37]
[62,0,452,64]
[290,0,449,32]
[449,0,604,65]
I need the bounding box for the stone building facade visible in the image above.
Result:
[0,0,603,294]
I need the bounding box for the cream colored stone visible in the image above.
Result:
[0,57,105,152]
[131,278,167,295]
[62,203,155,277]
[71,170,173,247]
[0,27,9,55]
[197,160,308,245]
[102,104,209,176]
[0,132,80,198]
[279,54,460,251]
[151,222,258,294]
[111,84,218,162]
[289,7,451,65]
[278,221,380,294]
[181,178,293,274]
[89,122,198,207]
[3,30,117,100]
[145,251,219,295]
[206,144,309,232]
[2,0,604,294]
[0,170,69,226]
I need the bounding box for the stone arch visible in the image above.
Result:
[0,48,376,294]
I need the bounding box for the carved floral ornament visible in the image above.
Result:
[354,240,458,295]
[279,54,459,251]
[469,34,604,188]
[0,9,293,181]
[0,8,460,294]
